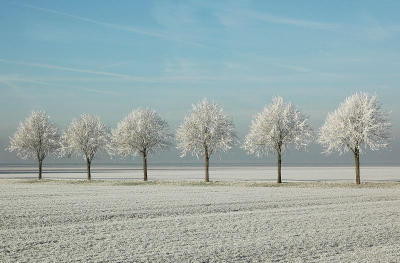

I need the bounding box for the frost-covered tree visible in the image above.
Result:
[110,108,172,181]
[176,98,238,182]
[319,92,391,184]
[61,114,109,181]
[7,110,61,179]
[242,96,314,183]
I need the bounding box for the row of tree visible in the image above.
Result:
[7,92,391,184]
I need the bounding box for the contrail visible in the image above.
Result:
[19,3,178,41]
[0,58,161,82]
[2,76,123,96]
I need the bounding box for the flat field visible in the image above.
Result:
[1,165,399,182]
[1,179,399,262]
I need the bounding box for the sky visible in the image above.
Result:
[1,0,399,166]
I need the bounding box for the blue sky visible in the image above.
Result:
[1,0,399,165]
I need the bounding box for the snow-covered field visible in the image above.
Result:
[1,179,399,262]
[1,165,399,182]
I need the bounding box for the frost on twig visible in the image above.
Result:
[7,110,61,179]
[176,98,238,182]
[318,92,391,184]
[242,96,314,183]
[109,108,173,181]
[60,114,110,181]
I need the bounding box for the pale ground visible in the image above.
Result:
[1,165,399,182]
[0,174,399,262]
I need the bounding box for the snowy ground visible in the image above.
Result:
[1,165,399,182]
[1,179,399,262]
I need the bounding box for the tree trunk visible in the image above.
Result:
[204,145,210,182]
[205,154,210,182]
[277,151,282,183]
[354,150,360,184]
[86,159,91,181]
[142,154,148,181]
[38,159,43,180]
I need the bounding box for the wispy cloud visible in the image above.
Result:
[93,60,141,71]
[19,3,177,41]
[1,76,123,96]
[214,4,340,31]
[0,57,350,88]
[225,51,350,80]
[0,59,226,84]
[92,55,163,71]
[80,88,122,96]
[0,58,164,83]
[245,10,340,30]
[18,3,212,49]
[0,80,21,91]
[278,65,350,79]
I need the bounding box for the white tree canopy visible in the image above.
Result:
[242,96,314,157]
[7,110,60,161]
[60,114,109,163]
[318,92,391,155]
[110,108,172,159]
[176,98,238,158]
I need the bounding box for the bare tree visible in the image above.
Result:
[110,108,172,181]
[319,92,391,184]
[61,114,109,181]
[242,96,314,183]
[7,110,60,179]
[176,98,238,182]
